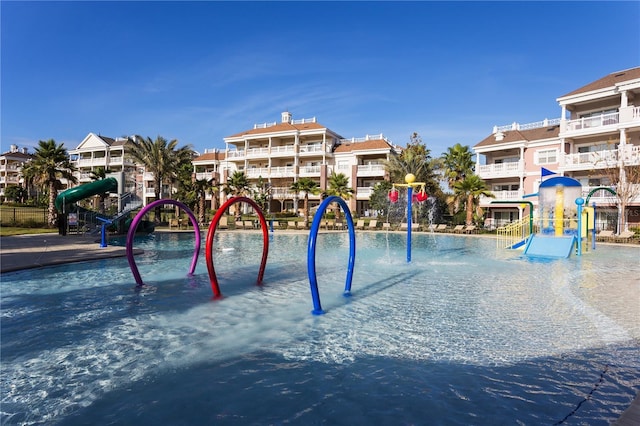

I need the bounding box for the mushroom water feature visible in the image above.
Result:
[388,173,429,262]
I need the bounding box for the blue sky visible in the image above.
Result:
[2,1,639,157]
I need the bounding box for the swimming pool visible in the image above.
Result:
[1,231,638,424]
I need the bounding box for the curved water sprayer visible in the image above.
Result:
[126,199,201,286]
[307,196,356,315]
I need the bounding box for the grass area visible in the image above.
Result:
[0,227,58,237]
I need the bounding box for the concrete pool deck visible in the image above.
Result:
[0,231,638,424]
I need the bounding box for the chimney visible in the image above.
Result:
[281,111,292,124]
[10,144,18,152]
[22,147,28,154]
[495,132,505,141]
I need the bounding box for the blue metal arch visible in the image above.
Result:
[307,196,356,315]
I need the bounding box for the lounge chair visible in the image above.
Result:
[595,230,614,241]
[434,224,448,232]
[367,220,378,230]
[355,219,365,230]
[169,218,180,229]
[235,220,244,230]
[613,230,635,243]
[244,220,255,230]
[382,222,391,231]
[452,225,465,233]
[334,220,344,230]
[463,225,476,234]
[324,220,335,230]
[287,221,297,230]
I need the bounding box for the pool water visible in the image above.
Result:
[1,232,639,425]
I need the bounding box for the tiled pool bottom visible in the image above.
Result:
[1,232,639,424]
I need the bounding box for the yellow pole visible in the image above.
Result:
[554,185,564,236]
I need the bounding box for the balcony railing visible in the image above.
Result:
[227,150,245,159]
[246,147,270,157]
[246,168,270,178]
[299,145,324,154]
[356,187,374,198]
[300,165,321,175]
[565,112,619,132]
[357,164,385,175]
[477,161,523,178]
[479,190,522,204]
[271,145,295,156]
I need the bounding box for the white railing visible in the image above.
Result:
[271,145,295,155]
[246,147,270,157]
[245,167,270,178]
[253,122,277,129]
[300,165,321,175]
[226,150,245,159]
[477,161,523,177]
[356,187,373,198]
[299,145,324,153]
[271,187,297,198]
[494,118,561,133]
[563,149,618,167]
[270,166,294,177]
[291,117,316,124]
[339,133,389,144]
[0,176,20,184]
[565,112,619,132]
[357,164,385,174]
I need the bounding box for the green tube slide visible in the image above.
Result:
[55,178,118,212]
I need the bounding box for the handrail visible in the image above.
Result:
[205,196,269,299]
[126,199,201,286]
[307,196,356,315]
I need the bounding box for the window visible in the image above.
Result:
[536,149,557,165]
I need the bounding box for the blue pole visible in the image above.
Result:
[407,186,413,262]
[576,198,584,256]
[592,202,597,250]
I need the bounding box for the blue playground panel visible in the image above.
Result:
[524,235,577,259]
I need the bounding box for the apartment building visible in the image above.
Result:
[475,66,640,231]
[0,145,31,201]
[214,111,398,215]
[192,148,226,210]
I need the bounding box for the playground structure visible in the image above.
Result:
[496,175,614,259]
[54,172,151,237]
[388,173,429,262]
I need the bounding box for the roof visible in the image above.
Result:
[0,151,31,160]
[334,139,396,153]
[226,121,328,139]
[560,66,640,98]
[193,151,225,162]
[474,125,560,148]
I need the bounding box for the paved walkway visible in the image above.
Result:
[0,233,138,273]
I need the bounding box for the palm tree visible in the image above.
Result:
[89,166,113,214]
[24,139,77,226]
[127,135,194,220]
[385,132,440,195]
[290,177,320,228]
[453,174,494,226]
[223,171,250,220]
[441,143,474,215]
[193,177,216,225]
[326,172,354,221]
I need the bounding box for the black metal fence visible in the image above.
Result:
[0,207,49,227]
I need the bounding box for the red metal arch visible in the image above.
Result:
[205,196,269,298]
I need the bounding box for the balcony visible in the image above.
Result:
[246,147,270,158]
[299,165,321,177]
[477,161,523,178]
[562,146,640,171]
[246,167,270,178]
[270,145,295,157]
[270,166,294,178]
[226,150,245,159]
[562,107,640,136]
[357,164,386,177]
[299,145,325,156]
[479,190,522,205]
[356,187,374,198]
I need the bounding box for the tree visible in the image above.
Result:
[326,172,354,221]
[253,176,272,214]
[441,143,475,214]
[290,177,320,228]
[595,163,640,232]
[128,135,194,220]
[223,171,250,220]
[385,132,440,195]
[453,174,494,225]
[89,166,113,214]
[193,177,216,225]
[23,139,77,226]
[4,185,27,203]
[368,180,393,217]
